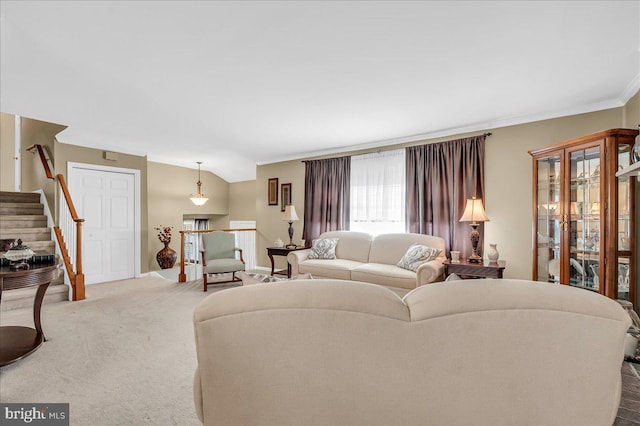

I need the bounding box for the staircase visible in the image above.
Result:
[0,191,68,311]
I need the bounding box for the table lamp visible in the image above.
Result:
[282,205,299,248]
[459,197,490,263]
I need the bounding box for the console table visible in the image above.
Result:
[267,246,307,278]
[443,259,506,279]
[0,263,60,367]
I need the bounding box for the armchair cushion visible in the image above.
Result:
[203,259,245,274]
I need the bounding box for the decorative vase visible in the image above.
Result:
[487,243,499,262]
[156,242,177,269]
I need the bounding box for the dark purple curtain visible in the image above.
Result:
[302,156,350,241]
[406,135,485,258]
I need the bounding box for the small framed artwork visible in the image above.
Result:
[268,178,279,206]
[281,183,291,212]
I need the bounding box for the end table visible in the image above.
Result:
[443,259,506,279]
[267,246,308,278]
[0,263,60,367]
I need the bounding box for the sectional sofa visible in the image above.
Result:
[193,278,630,425]
[287,231,446,294]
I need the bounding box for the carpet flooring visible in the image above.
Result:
[0,273,239,426]
[2,273,640,425]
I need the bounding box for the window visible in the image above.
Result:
[349,149,405,235]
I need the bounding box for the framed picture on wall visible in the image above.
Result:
[268,178,279,205]
[281,183,291,212]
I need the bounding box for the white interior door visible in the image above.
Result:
[69,165,137,284]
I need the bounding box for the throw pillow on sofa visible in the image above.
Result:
[237,271,313,285]
[308,238,339,259]
[397,244,442,272]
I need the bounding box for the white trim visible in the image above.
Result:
[66,162,142,279]
[619,73,640,105]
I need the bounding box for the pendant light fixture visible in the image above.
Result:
[190,162,208,206]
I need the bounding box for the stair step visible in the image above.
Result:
[0,192,41,203]
[0,228,51,242]
[0,202,44,215]
[0,215,48,228]
[0,192,69,311]
[21,241,55,251]
[0,279,68,312]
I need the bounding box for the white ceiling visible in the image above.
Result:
[1,1,639,182]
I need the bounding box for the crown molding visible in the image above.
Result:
[258,98,628,166]
[618,72,640,104]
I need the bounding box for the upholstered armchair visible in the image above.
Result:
[200,231,245,292]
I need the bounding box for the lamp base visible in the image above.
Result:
[468,223,482,263]
[467,254,482,263]
[287,221,295,247]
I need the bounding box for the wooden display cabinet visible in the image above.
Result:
[529,129,638,303]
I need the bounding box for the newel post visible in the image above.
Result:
[178,230,186,283]
[74,219,85,300]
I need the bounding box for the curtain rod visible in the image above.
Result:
[301,132,493,162]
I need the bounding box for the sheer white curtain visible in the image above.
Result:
[350,149,405,235]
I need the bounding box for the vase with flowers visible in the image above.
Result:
[155,225,177,269]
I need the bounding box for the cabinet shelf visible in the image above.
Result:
[616,161,640,177]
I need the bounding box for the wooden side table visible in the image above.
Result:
[443,259,506,279]
[0,263,60,367]
[267,246,308,278]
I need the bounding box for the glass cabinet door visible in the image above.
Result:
[617,144,632,300]
[568,146,601,292]
[536,155,562,283]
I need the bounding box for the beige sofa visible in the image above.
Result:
[193,279,630,425]
[287,231,446,293]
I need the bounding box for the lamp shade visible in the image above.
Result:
[282,205,299,221]
[459,198,490,223]
[190,194,208,206]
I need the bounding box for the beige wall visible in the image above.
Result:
[20,117,67,210]
[483,108,623,280]
[624,91,640,128]
[623,90,640,309]
[256,161,306,271]
[229,180,257,222]
[147,161,229,271]
[255,106,630,279]
[0,113,16,191]
[54,141,150,272]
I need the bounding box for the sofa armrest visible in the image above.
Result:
[287,249,311,276]
[194,366,204,423]
[415,259,445,286]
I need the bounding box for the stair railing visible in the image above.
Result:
[26,144,85,301]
